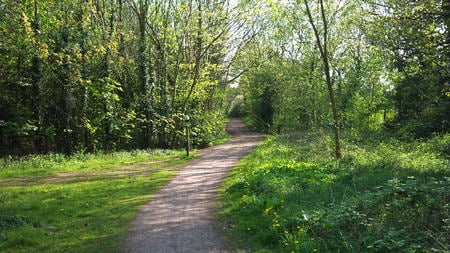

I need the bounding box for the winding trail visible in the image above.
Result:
[124,119,264,253]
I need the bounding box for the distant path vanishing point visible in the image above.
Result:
[124,119,264,253]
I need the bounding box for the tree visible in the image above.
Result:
[368,0,450,137]
[0,0,240,157]
[303,0,342,158]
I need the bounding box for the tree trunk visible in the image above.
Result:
[31,0,43,152]
[134,0,155,147]
[182,0,203,112]
[78,1,91,151]
[304,0,342,159]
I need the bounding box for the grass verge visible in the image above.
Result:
[219,131,449,252]
[0,149,185,178]
[0,150,194,252]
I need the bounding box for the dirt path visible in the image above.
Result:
[124,119,264,253]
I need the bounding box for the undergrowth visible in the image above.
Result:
[219,131,450,252]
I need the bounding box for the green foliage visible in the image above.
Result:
[0,0,234,157]
[240,66,277,132]
[235,0,447,143]
[388,73,450,138]
[315,177,449,252]
[219,132,450,252]
[190,111,229,147]
[240,57,327,133]
[227,94,246,118]
[368,0,450,138]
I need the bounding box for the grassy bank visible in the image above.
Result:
[0,149,194,252]
[219,131,449,252]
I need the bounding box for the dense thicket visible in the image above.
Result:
[234,0,449,146]
[0,0,252,156]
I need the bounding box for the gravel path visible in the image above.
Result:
[124,119,264,253]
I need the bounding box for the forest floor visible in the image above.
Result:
[124,119,264,253]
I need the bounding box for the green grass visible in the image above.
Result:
[219,131,450,252]
[0,150,195,253]
[0,149,185,178]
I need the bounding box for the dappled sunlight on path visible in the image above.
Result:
[124,119,264,253]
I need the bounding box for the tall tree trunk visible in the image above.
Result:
[182,0,203,112]
[60,26,74,154]
[304,0,342,159]
[104,0,117,151]
[78,0,92,151]
[31,0,43,152]
[135,0,154,147]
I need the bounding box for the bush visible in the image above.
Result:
[190,110,228,147]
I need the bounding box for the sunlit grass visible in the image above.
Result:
[219,132,450,252]
[0,149,185,178]
[0,149,197,253]
[0,171,174,253]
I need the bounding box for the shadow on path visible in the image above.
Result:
[124,119,264,253]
